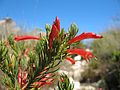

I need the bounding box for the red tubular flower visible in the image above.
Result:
[66,57,76,64]
[54,16,60,31]
[48,17,60,49]
[68,32,103,44]
[51,24,59,39]
[18,68,28,89]
[48,25,58,48]
[67,49,95,62]
[14,36,40,41]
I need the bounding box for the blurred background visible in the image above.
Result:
[0,0,120,90]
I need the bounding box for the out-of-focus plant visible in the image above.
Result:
[0,17,103,90]
[91,29,120,89]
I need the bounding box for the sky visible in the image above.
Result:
[0,0,120,34]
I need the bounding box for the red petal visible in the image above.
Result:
[66,57,76,64]
[48,25,59,49]
[51,24,59,39]
[24,48,29,57]
[68,32,103,44]
[67,49,95,61]
[55,16,60,31]
[15,36,40,41]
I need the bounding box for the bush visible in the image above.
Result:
[91,29,120,89]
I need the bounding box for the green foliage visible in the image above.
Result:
[67,23,78,40]
[57,74,74,90]
[88,60,99,69]
[45,24,51,39]
[0,22,80,90]
[112,50,120,62]
[0,41,8,62]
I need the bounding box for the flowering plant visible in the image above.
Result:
[0,17,103,90]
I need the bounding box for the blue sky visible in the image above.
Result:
[0,0,120,34]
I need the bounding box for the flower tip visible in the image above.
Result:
[56,16,59,20]
[55,16,60,31]
[96,35,103,38]
[101,35,103,38]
